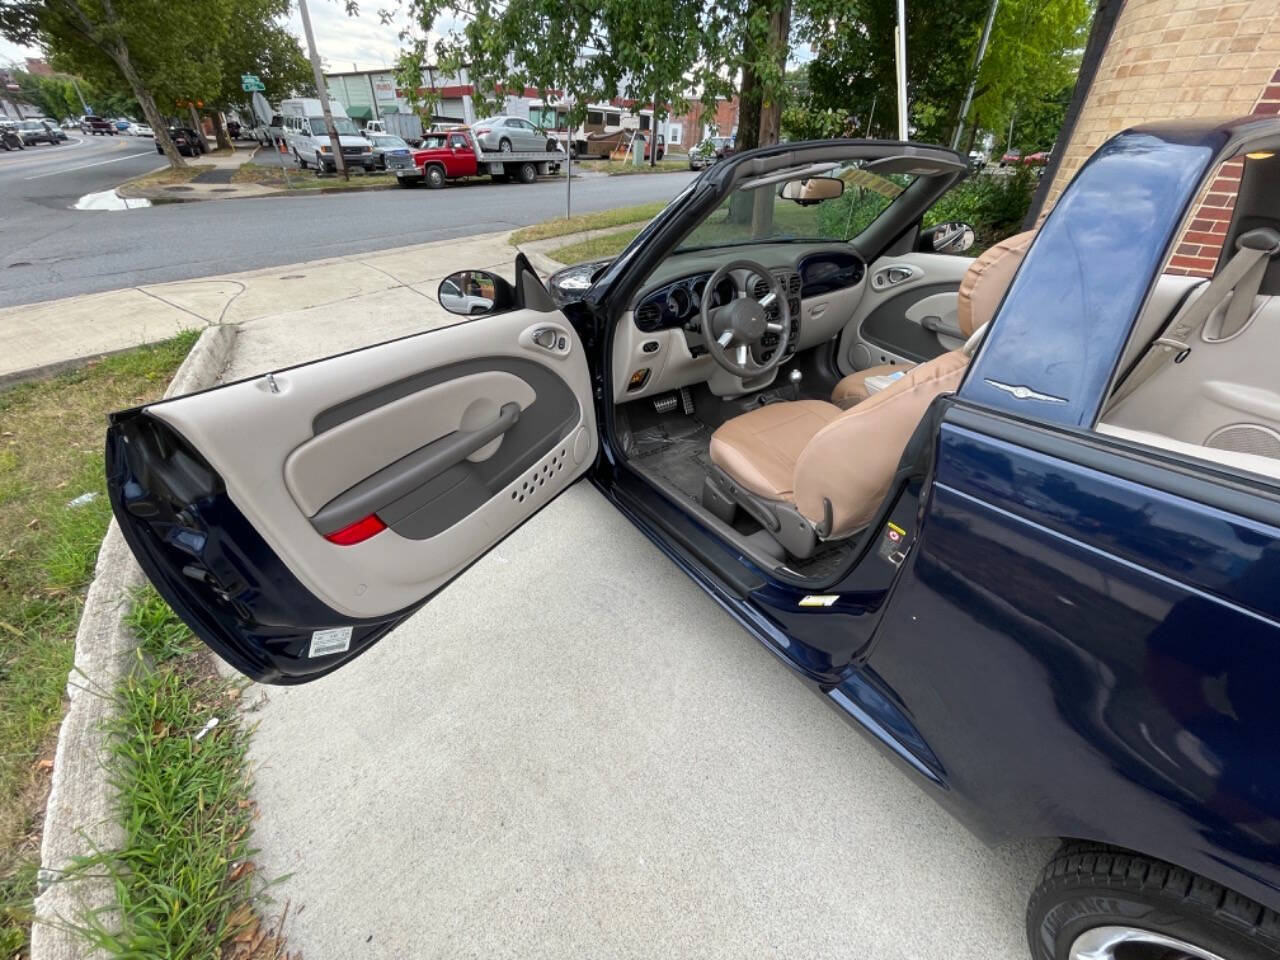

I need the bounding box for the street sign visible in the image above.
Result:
[240,73,259,83]
[242,79,265,92]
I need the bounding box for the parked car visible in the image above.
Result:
[999,148,1021,166]
[81,115,117,136]
[367,133,414,171]
[15,119,62,146]
[127,122,154,138]
[226,119,242,139]
[689,135,735,169]
[113,118,132,134]
[155,127,205,157]
[279,98,376,173]
[397,128,559,187]
[106,119,1280,960]
[471,115,558,153]
[1024,149,1051,167]
[0,124,24,151]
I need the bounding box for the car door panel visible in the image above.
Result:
[837,252,972,371]
[108,307,596,682]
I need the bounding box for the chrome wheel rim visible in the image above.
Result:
[1070,925,1229,960]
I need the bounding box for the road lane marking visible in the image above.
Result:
[23,150,158,181]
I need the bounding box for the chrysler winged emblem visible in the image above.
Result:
[983,379,1068,404]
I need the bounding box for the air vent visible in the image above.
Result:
[752,277,770,300]
[788,273,802,296]
[635,302,661,328]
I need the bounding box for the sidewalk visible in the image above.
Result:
[0,229,519,384]
[114,143,288,202]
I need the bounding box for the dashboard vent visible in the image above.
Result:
[756,272,802,299]
[788,272,801,296]
[635,302,662,328]
[752,277,770,300]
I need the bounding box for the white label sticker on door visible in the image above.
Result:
[309,627,353,658]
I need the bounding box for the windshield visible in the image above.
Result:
[372,136,407,148]
[308,117,359,136]
[677,160,915,251]
[18,122,41,130]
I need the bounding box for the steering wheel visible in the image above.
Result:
[700,260,792,379]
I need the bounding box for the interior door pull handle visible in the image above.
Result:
[921,315,963,338]
[311,402,522,536]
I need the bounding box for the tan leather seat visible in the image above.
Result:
[709,230,1035,545]
[830,230,1036,406]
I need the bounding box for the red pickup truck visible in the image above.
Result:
[396,128,562,189]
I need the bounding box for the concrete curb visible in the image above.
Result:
[512,222,645,277]
[30,324,237,960]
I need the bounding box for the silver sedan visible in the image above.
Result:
[470,116,556,153]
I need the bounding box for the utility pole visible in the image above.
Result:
[951,0,998,150]
[297,0,346,179]
[70,76,90,115]
[894,0,909,141]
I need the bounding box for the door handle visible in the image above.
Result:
[311,402,521,536]
[921,315,964,338]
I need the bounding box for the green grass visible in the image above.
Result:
[548,228,642,264]
[59,587,265,958]
[509,201,667,245]
[232,161,397,191]
[0,332,198,956]
[574,155,690,176]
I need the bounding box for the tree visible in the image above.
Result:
[1,0,230,166]
[212,0,313,145]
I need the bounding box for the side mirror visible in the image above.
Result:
[778,176,844,205]
[438,270,516,317]
[919,221,976,254]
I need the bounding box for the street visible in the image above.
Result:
[0,137,696,307]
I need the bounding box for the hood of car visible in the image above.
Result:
[545,257,615,307]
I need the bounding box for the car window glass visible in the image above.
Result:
[449,134,467,149]
[677,161,916,251]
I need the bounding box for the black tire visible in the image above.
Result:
[425,164,445,189]
[546,138,557,153]
[1028,843,1280,960]
[498,137,512,153]
[156,144,163,154]
[295,150,307,170]
[517,161,536,184]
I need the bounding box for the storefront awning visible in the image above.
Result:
[346,105,373,121]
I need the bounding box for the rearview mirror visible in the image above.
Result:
[438,270,516,317]
[918,221,976,254]
[778,176,844,205]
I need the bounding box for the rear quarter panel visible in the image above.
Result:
[866,415,1280,908]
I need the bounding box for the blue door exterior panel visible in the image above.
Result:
[864,418,1280,909]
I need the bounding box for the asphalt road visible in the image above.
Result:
[0,136,695,307]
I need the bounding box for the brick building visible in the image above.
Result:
[1042,0,1280,277]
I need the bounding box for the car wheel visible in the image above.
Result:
[425,165,445,189]
[156,144,163,154]
[499,137,512,153]
[1027,843,1280,960]
[295,150,306,169]
[517,161,537,184]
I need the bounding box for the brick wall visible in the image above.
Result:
[1041,0,1280,228]
[1166,68,1280,275]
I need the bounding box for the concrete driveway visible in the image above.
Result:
[244,480,1053,959]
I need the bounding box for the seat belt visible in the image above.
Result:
[1110,227,1280,407]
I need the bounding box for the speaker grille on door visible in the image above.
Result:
[1206,424,1280,460]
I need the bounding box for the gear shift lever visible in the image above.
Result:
[788,368,802,401]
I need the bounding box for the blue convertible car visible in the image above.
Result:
[107,117,1280,960]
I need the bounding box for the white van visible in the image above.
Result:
[279,98,376,172]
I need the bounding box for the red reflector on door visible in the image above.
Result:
[323,514,387,546]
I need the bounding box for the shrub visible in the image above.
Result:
[925,167,1036,250]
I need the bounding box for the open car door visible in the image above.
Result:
[106,261,597,684]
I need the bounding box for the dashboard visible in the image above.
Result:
[615,243,869,402]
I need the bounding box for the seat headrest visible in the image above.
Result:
[956,229,1036,337]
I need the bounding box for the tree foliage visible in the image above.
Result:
[1,0,312,166]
